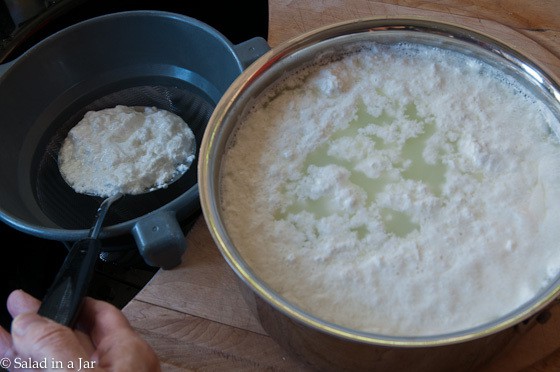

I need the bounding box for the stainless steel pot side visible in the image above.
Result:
[199,18,560,371]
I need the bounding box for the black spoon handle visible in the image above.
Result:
[37,237,100,327]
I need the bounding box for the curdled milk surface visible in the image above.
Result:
[220,43,560,336]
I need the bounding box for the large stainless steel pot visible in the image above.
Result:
[199,18,560,371]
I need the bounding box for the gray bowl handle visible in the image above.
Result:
[234,36,270,69]
[132,211,186,269]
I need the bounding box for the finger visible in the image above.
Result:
[0,326,14,359]
[6,289,40,318]
[77,297,131,340]
[11,312,89,366]
[2,289,40,361]
[77,298,160,371]
[9,290,96,357]
[74,328,96,356]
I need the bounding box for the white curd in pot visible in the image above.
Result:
[220,42,560,336]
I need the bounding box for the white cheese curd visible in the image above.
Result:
[59,105,195,197]
[220,43,560,336]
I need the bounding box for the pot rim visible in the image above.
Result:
[199,16,560,347]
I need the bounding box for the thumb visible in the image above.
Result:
[11,312,90,369]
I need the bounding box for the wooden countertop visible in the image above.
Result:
[122,1,560,371]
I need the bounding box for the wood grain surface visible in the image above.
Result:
[122,1,560,371]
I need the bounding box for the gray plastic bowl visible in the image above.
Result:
[0,10,268,268]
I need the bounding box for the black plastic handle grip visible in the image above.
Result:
[37,238,100,327]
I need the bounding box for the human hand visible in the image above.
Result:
[0,289,160,371]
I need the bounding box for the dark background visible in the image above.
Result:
[0,0,268,330]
